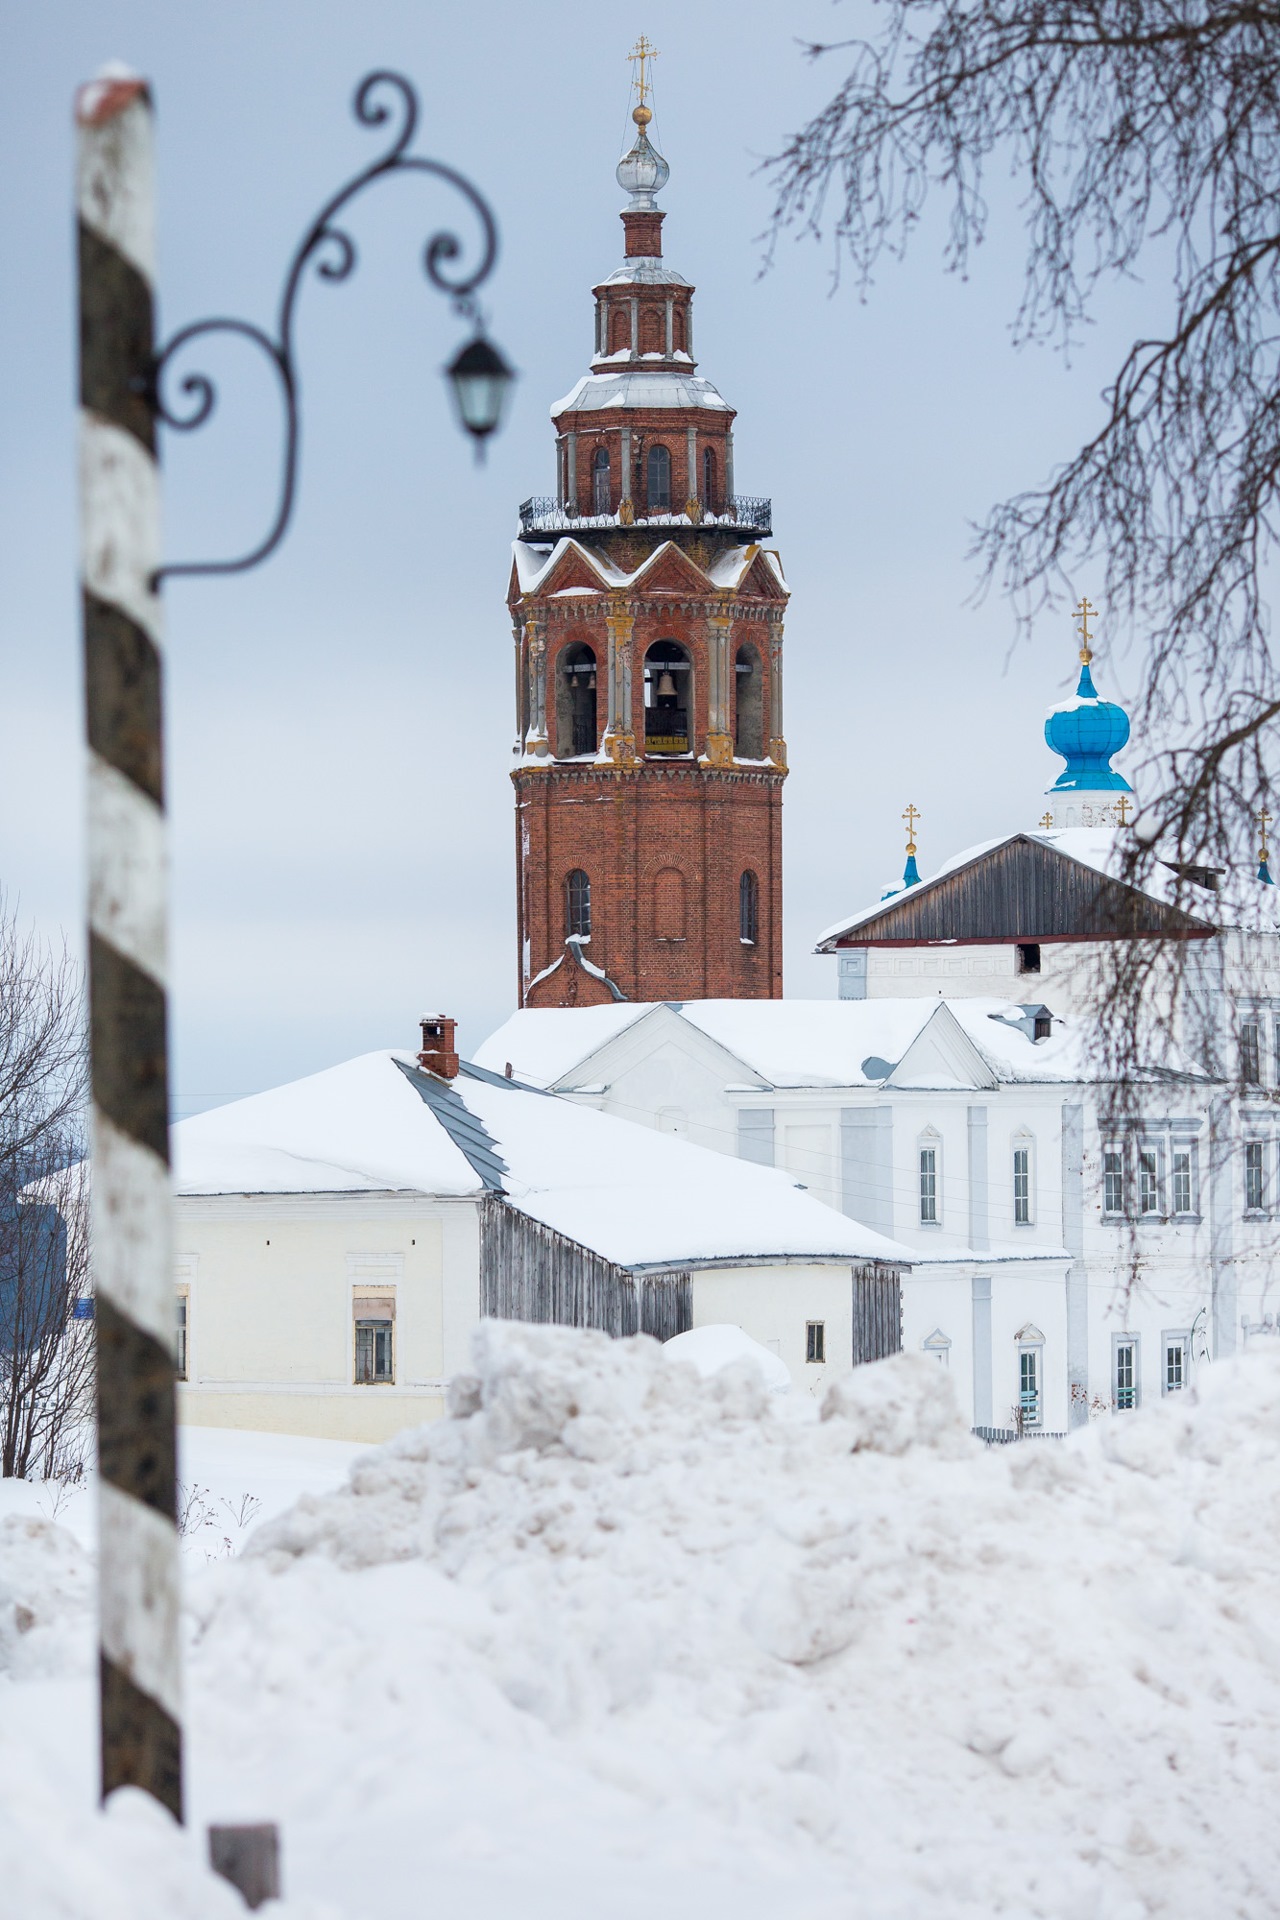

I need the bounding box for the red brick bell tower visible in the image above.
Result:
[509,91,788,1009]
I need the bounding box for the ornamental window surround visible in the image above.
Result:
[1113,1333,1140,1412]
[918,1132,941,1225]
[1012,1135,1034,1226]
[1015,1324,1045,1430]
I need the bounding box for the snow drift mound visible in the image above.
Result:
[220,1323,1280,1918]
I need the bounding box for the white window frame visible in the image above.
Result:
[174,1255,197,1383]
[1113,1333,1140,1412]
[1137,1142,1163,1218]
[1015,1324,1045,1430]
[1169,1141,1198,1218]
[1012,1134,1034,1226]
[1102,1141,1126,1217]
[805,1320,826,1364]
[1244,1138,1268,1217]
[1241,1016,1263,1087]
[1162,1330,1190,1395]
[349,1254,402,1388]
[918,1131,941,1226]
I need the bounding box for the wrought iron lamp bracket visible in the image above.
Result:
[147,69,502,585]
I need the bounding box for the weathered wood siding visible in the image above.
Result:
[820,836,1214,948]
[480,1196,691,1342]
[852,1262,903,1364]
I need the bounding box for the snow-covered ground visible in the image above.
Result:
[5,1327,1280,1918]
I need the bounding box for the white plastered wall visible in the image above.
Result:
[690,1261,855,1399]
[175,1191,480,1443]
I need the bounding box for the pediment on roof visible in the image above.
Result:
[887,1005,998,1091]
[553,1002,770,1093]
[720,546,788,602]
[630,542,717,595]
[526,541,613,599]
[816,834,1217,950]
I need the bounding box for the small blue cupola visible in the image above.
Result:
[1044,599,1133,796]
[880,804,923,899]
[1260,806,1274,885]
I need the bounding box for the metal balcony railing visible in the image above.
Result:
[518,495,772,539]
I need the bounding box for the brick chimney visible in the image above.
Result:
[417,1014,459,1079]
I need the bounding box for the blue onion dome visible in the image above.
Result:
[1044,658,1133,794]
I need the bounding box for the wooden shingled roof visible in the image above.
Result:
[815,834,1218,950]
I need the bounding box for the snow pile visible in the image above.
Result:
[9,1329,1280,1917]
[189,1323,1280,1916]
[663,1322,792,1393]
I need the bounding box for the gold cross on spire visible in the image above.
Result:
[1074,595,1097,664]
[1259,804,1272,858]
[629,35,659,111]
[1115,794,1132,826]
[1039,811,1054,830]
[902,802,920,854]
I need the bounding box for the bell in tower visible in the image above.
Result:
[508,45,789,1008]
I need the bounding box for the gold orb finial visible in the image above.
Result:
[633,102,652,128]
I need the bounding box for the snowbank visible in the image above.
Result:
[664,1322,793,1393]
[7,1326,1280,1917]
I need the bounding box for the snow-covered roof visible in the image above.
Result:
[173,1051,912,1270]
[595,259,690,287]
[551,370,732,417]
[474,998,1086,1092]
[511,537,784,600]
[812,827,1239,948]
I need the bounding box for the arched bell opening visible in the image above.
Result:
[702,445,718,513]
[734,642,764,759]
[643,639,692,756]
[556,642,598,757]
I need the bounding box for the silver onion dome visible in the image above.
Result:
[616,108,669,210]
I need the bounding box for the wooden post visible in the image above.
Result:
[209,1825,282,1909]
[76,66,182,1819]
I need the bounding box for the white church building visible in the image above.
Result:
[478,624,1280,1433]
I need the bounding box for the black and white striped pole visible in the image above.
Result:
[76,69,182,1818]
[73,62,510,1836]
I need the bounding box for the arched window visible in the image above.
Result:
[592,447,611,515]
[739,869,759,945]
[734,643,764,759]
[609,306,629,354]
[646,443,672,512]
[702,445,717,511]
[640,305,663,354]
[556,642,598,757]
[654,867,686,942]
[673,305,686,352]
[643,640,691,754]
[565,870,591,939]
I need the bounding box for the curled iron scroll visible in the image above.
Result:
[149,69,501,584]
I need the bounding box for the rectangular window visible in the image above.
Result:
[175,1292,188,1382]
[1138,1148,1160,1217]
[1245,1140,1266,1213]
[1114,1338,1138,1411]
[1013,1146,1031,1224]
[1103,1147,1125,1216]
[919,1146,938,1223]
[1019,1348,1040,1427]
[806,1321,826,1364]
[1172,1149,1193,1216]
[1242,1019,1262,1085]
[1163,1336,1188,1394]
[355,1319,394,1384]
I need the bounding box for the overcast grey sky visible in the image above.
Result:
[1,0,1169,1113]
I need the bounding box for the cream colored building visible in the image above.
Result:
[171,1043,910,1442]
